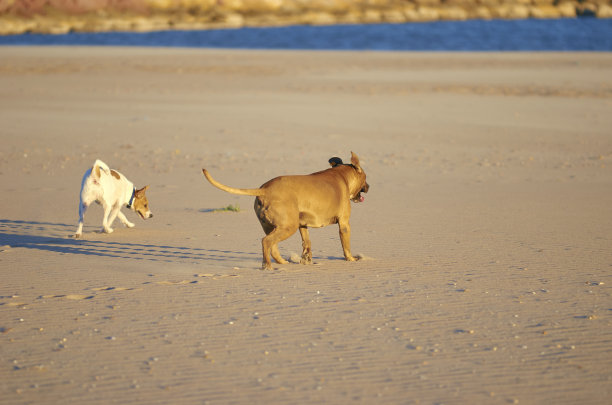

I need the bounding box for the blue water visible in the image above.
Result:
[1,18,611,51]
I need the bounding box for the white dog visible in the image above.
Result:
[74,160,152,238]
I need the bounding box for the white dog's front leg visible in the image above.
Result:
[117,211,135,228]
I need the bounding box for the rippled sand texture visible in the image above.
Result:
[1,48,611,404]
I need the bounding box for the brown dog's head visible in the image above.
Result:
[131,186,153,219]
[329,152,369,203]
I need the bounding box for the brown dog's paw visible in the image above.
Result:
[300,257,313,265]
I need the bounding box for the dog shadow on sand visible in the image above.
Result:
[0,219,258,265]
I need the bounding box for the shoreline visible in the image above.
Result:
[1,0,611,36]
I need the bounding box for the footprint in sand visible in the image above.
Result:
[155,274,240,285]
[1,296,29,308]
[195,274,240,280]
[88,286,140,292]
[2,301,28,308]
[3,288,138,307]
[38,287,141,300]
[65,294,95,300]
[156,280,196,285]
[39,294,95,300]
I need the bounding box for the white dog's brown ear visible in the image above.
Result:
[136,185,149,195]
[350,152,362,173]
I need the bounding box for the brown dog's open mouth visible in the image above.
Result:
[352,183,369,203]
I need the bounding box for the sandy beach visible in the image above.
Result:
[1,47,611,404]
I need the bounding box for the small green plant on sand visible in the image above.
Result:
[214,204,241,213]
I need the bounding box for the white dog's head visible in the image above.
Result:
[132,186,153,219]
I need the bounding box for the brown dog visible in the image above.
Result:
[202,152,369,270]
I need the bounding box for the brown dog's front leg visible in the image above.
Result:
[338,221,356,261]
[299,227,312,264]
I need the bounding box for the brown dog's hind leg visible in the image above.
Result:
[261,226,295,270]
[299,227,313,264]
[338,220,356,261]
[271,245,288,265]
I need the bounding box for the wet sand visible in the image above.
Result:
[1,47,611,404]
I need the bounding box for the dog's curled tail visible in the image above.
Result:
[92,159,111,179]
[202,169,264,196]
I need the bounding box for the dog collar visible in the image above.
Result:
[126,188,136,209]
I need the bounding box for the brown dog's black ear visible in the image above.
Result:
[329,157,343,167]
[350,152,362,173]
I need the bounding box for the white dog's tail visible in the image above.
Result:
[92,159,111,179]
[202,169,265,196]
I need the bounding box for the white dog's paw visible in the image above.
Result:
[101,227,114,234]
[71,233,82,239]
[125,222,135,228]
